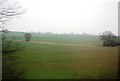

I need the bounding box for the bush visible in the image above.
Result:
[100,31,119,47]
[2,32,25,79]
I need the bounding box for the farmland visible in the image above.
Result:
[3,32,118,79]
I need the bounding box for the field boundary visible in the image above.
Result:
[16,40,99,47]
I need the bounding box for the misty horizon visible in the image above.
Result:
[3,29,119,36]
[3,0,119,35]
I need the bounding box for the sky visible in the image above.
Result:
[5,0,119,35]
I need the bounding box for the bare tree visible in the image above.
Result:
[0,0,25,41]
[24,33,32,41]
[0,0,25,38]
[1,0,25,52]
[1,0,25,79]
[0,0,24,22]
[0,0,25,30]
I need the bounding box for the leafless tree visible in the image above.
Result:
[1,0,26,79]
[0,0,25,40]
[0,0,25,30]
[24,33,32,41]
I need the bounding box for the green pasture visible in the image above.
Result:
[3,32,118,79]
[7,32,102,45]
[16,42,118,79]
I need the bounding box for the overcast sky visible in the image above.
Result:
[6,0,119,35]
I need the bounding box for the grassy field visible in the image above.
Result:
[4,32,118,79]
[7,32,102,45]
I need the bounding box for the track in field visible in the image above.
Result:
[17,40,98,47]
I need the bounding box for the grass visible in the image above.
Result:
[16,42,118,79]
[3,32,118,79]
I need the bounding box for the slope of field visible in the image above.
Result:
[4,32,118,79]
